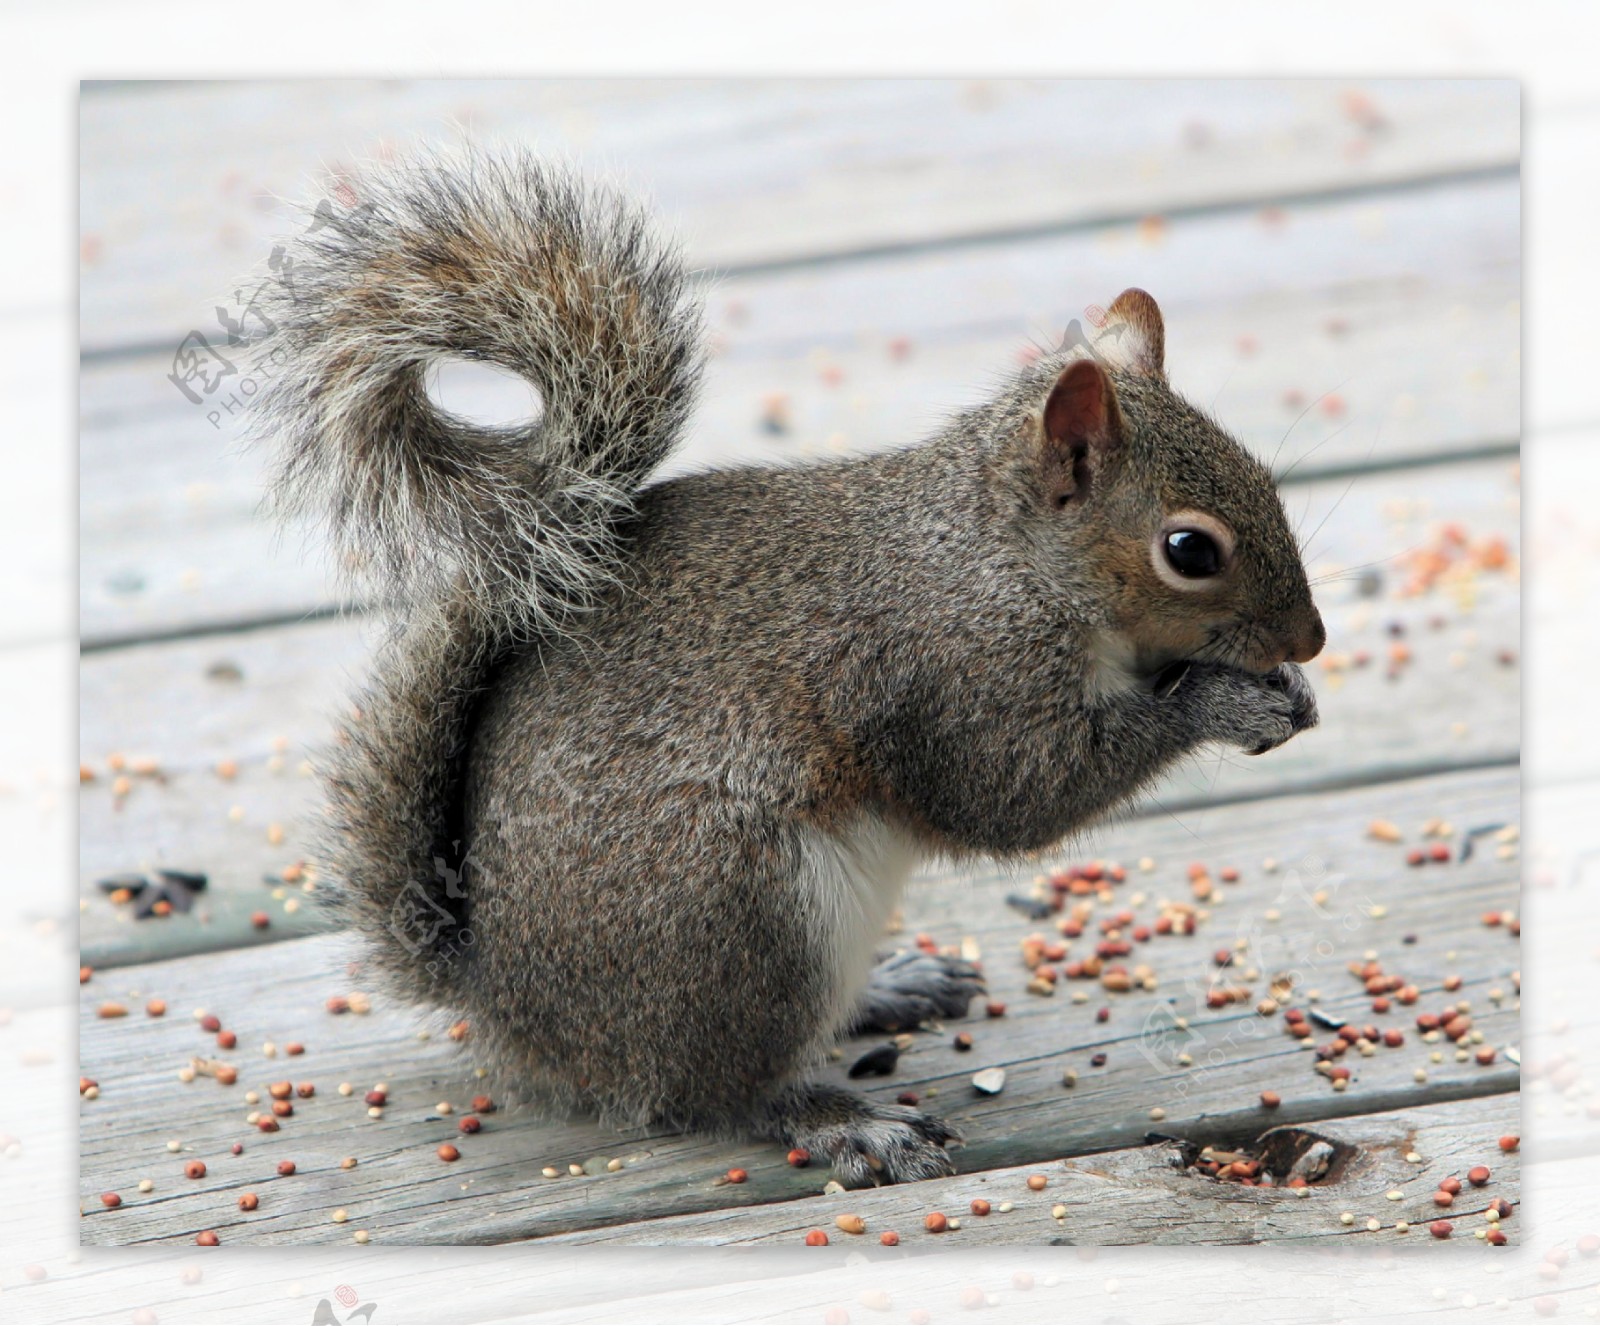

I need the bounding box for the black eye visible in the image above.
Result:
[1163,529,1224,578]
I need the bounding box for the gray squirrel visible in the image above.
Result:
[252,150,1323,1187]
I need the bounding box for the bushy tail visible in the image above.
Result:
[250,150,704,995]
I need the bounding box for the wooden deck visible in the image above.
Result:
[77,78,1522,1249]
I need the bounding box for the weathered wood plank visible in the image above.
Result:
[78,765,1519,1244]
[531,1096,1520,1246]
[77,78,1518,352]
[78,454,1520,966]
[80,175,1518,644]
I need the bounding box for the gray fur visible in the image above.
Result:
[252,149,1323,1186]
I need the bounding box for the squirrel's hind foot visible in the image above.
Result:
[850,949,985,1034]
[759,1081,958,1187]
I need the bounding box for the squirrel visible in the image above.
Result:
[251,149,1323,1187]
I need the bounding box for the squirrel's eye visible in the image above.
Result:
[1163,529,1224,578]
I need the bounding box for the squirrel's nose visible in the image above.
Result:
[1286,611,1326,664]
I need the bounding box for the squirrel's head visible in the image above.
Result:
[1019,289,1324,677]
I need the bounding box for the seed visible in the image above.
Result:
[953,1032,973,1052]
[1149,1107,1166,1121]
[1260,1091,1282,1109]
[1579,1233,1599,1255]
[1488,1227,1508,1246]
[1026,1174,1048,1191]
[257,1118,279,1133]
[1339,1212,1355,1225]
[459,1115,481,1134]
[200,1014,221,1032]
[364,1089,386,1107]
[326,996,350,1015]
[471,1095,495,1113]
[924,1212,949,1233]
[184,1161,206,1179]
[1489,1198,1514,1219]
[250,911,271,930]
[804,1229,829,1246]
[1429,843,1451,862]
[1368,819,1403,842]
[568,1164,584,1176]
[879,1231,899,1246]
[137,1179,153,1193]
[1434,1191,1454,1208]
[100,1192,121,1208]
[1440,1177,1462,1195]
[238,1193,258,1211]
[1430,1220,1453,1239]
[437,1144,459,1163]
[284,1042,304,1056]
[970,1199,991,1216]
[787,1148,810,1167]
[353,1230,370,1244]
[97,1002,128,1019]
[835,1214,865,1234]
[1468,1165,1490,1186]
[1499,1135,1520,1152]
[1383,1029,1404,1048]
[196,1231,219,1246]
[985,1001,1007,1018]
[276,1160,296,1176]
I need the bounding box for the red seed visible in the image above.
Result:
[804,1229,829,1246]
[100,1192,121,1208]
[1440,1177,1462,1195]
[1382,1029,1404,1048]
[985,1001,1007,1018]
[458,1115,481,1134]
[1429,1220,1453,1239]
[1095,1007,1110,1023]
[1488,1227,1508,1246]
[196,1230,219,1246]
[970,1198,991,1216]
[1259,1091,1281,1109]
[270,1101,292,1118]
[184,1161,206,1179]
[1499,1135,1520,1152]
[726,1168,747,1184]
[326,996,350,1015]
[437,1144,460,1162]
[1489,1198,1514,1219]
[200,1014,221,1033]
[1578,1233,1599,1255]
[1371,997,1391,1014]
[1468,1166,1491,1186]
[1026,1174,1048,1191]
[896,1091,919,1106]
[276,1160,296,1176]
[364,1090,386,1107]
[215,1030,236,1049]
[251,911,270,929]
[953,1032,973,1051]
[296,1083,315,1098]
[215,1066,238,1086]
[1406,849,1426,867]
[238,1192,258,1211]
[257,1118,279,1133]
[924,1212,949,1233]
[230,1143,243,1155]
[284,1042,304,1056]
[471,1095,495,1113]
[787,1148,810,1167]
[1476,1047,1497,1065]
[1433,1191,1454,1208]
[145,999,166,1018]
[878,1230,899,1246]
[79,965,93,984]
[1429,843,1451,862]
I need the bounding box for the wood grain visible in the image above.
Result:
[79,178,1518,645]
[77,78,1518,352]
[77,765,1519,1244]
[78,454,1520,965]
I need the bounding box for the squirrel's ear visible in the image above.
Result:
[1041,358,1123,506]
[1100,288,1165,378]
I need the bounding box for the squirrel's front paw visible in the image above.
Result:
[1190,662,1318,756]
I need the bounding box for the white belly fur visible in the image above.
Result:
[793,813,921,1037]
